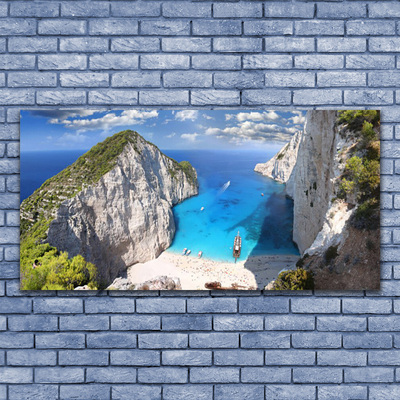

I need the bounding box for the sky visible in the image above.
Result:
[20,109,306,152]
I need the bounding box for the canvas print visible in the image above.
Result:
[20,110,380,291]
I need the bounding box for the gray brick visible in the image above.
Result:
[295,20,344,36]
[318,38,366,53]
[295,89,342,105]
[163,385,213,400]
[370,71,400,87]
[292,333,341,349]
[112,71,161,88]
[265,72,315,88]
[9,385,58,400]
[6,144,18,159]
[317,316,366,331]
[241,332,290,349]
[112,385,161,400]
[265,315,314,331]
[59,350,109,366]
[0,297,31,313]
[141,20,190,36]
[34,298,83,314]
[9,37,57,53]
[192,55,241,70]
[215,385,264,400]
[8,72,56,88]
[38,54,87,70]
[163,2,210,18]
[318,3,366,18]
[162,315,211,331]
[214,315,263,331]
[264,37,314,53]
[0,19,36,36]
[214,3,262,18]
[239,297,288,313]
[343,333,392,349]
[11,2,59,17]
[35,367,84,383]
[189,332,238,348]
[162,350,211,366]
[0,367,32,383]
[191,90,239,106]
[370,38,400,53]
[318,350,366,366]
[110,350,159,366]
[138,367,187,383]
[0,161,19,175]
[292,298,341,313]
[0,55,35,70]
[89,19,138,35]
[371,386,400,400]
[369,350,400,366]
[242,367,291,383]
[60,72,109,88]
[369,316,400,331]
[214,38,262,53]
[111,38,160,52]
[162,37,211,53]
[39,19,86,35]
[244,21,293,36]
[89,89,138,105]
[318,71,366,87]
[370,2,400,18]
[293,367,342,383]
[136,298,185,313]
[111,315,160,330]
[37,90,86,105]
[187,298,237,313]
[85,298,135,313]
[6,175,19,192]
[140,90,188,105]
[343,299,392,314]
[265,350,315,366]
[193,20,241,36]
[163,71,211,88]
[90,54,138,70]
[141,54,189,70]
[0,333,33,348]
[60,385,110,400]
[60,38,109,52]
[112,2,160,17]
[264,2,314,18]
[214,349,263,366]
[62,2,110,17]
[345,367,393,383]
[347,20,395,36]
[243,89,291,105]
[296,55,344,69]
[7,349,56,366]
[318,385,367,400]
[265,385,316,400]
[8,315,57,331]
[139,333,188,349]
[345,89,393,105]
[60,315,109,331]
[346,55,395,69]
[87,332,137,349]
[86,367,136,383]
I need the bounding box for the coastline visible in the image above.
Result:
[125,251,300,290]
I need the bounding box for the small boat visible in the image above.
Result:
[200,206,205,211]
[182,248,187,255]
[198,251,203,258]
[261,193,264,196]
[186,250,191,256]
[233,231,242,263]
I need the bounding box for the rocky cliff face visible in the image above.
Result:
[256,111,355,255]
[46,133,198,285]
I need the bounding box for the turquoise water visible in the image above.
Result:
[164,150,299,262]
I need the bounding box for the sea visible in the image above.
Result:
[20,149,299,262]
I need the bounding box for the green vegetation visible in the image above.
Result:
[273,268,314,290]
[276,144,289,160]
[325,245,339,264]
[337,110,380,231]
[20,129,197,290]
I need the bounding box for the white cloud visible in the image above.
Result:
[175,110,199,121]
[202,113,214,120]
[166,132,176,138]
[289,111,306,125]
[236,111,280,122]
[181,133,200,142]
[50,110,159,132]
[57,132,88,146]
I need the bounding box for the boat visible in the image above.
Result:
[261,193,264,196]
[182,248,187,255]
[186,250,191,256]
[200,207,205,211]
[233,231,242,263]
[198,251,203,258]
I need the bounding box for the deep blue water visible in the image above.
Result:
[20,149,299,262]
[164,150,299,261]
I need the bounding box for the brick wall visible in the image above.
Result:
[0,1,399,399]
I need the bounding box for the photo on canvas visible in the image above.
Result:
[20,110,380,291]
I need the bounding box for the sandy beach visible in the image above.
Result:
[126,251,300,290]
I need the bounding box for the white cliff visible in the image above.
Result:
[47,133,198,285]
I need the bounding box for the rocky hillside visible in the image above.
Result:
[20,130,198,287]
[256,110,380,290]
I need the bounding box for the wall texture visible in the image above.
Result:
[0,1,399,399]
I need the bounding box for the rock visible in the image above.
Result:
[47,134,198,286]
[74,285,91,290]
[135,276,182,290]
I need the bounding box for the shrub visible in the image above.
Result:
[325,245,339,264]
[273,268,314,290]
